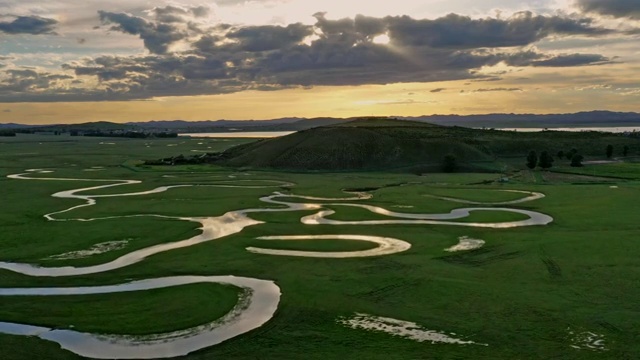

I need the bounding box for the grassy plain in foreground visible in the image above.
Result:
[0,134,638,359]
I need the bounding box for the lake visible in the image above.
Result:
[180,132,295,138]
[182,127,640,138]
[491,126,640,133]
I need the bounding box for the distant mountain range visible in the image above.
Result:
[404,111,640,128]
[2,111,640,132]
[0,123,32,129]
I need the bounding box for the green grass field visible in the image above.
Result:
[0,134,639,359]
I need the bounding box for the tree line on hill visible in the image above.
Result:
[3,129,178,138]
[144,152,226,166]
[526,144,630,170]
[75,130,178,138]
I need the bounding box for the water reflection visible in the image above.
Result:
[247,235,411,258]
[0,276,280,359]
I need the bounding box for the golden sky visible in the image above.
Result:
[0,0,639,124]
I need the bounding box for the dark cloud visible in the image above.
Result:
[576,0,640,19]
[0,68,75,99]
[150,5,210,23]
[0,12,621,102]
[526,53,611,67]
[98,7,212,54]
[0,15,58,35]
[2,109,11,112]
[190,6,211,18]
[502,50,611,67]
[223,23,313,52]
[98,11,190,54]
[152,6,191,23]
[313,11,612,49]
[430,88,446,93]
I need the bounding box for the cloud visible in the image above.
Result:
[98,10,194,54]
[149,5,211,23]
[528,53,612,67]
[430,88,446,93]
[501,50,612,67]
[2,109,11,112]
[0,15,58,35]
[575,84,612,90]
[466,87,524,93]
[576,0,640,19]
[356,99,438,105]
[0,68,75,97]
[0,11,623,102]
[384,11,612,49]
[221,23,314,52]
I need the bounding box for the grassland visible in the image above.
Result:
[0,133,639,359]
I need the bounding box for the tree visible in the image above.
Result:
[566,148,578,160]
[571,154,584,167]
[557,150,564,160]
[442,154,458,173]
[526,151,538,169]
[606,145,613,159]
[538,151,554,170]
[623,145,629,157]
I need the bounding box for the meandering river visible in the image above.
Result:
[0,170,553,358]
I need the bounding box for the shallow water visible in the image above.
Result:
[494,126,640,133]
[338,313,487,346]
[0,276,280,359]
[300,207,552,228]
[247,235,411,258]
[568,328,607,352]
[425,190,545,205]
[180,131,294,138]
[445,236,485,252]
[45,240,130,260]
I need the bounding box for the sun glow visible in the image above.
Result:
[372,34,391,45]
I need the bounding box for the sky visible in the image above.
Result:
[0,0,639,124]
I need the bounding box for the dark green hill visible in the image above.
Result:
[219,118,495,171]
[216,118,640,172]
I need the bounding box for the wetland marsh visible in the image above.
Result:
[0,134,638,359]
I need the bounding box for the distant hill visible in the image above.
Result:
[218,119,495,171]
[33,121,138,132]
[404,111,640,128]
[0,123,33,129]
[216,117,639,171]
[127,117,347,132]
[128,118,303,129]
[3,111,640,132]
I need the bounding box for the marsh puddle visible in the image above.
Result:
[45,240,130,260]
[445,236,485,252]
[568,328,607,351]
[338,313,487,346]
